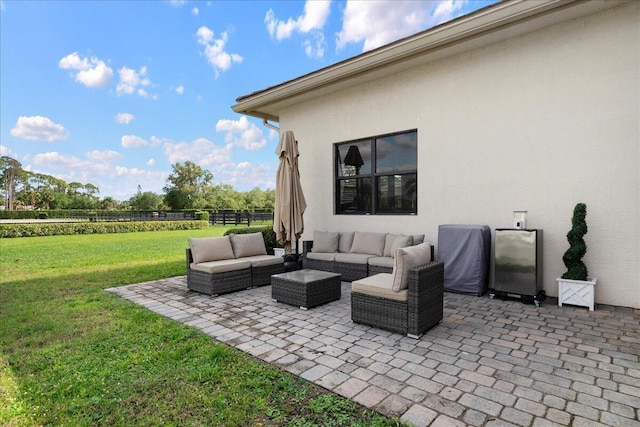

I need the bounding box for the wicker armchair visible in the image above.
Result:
[351,261,444,338]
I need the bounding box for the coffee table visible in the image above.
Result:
[271,269,342,310]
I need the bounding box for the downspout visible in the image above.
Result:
[263,119,279,131]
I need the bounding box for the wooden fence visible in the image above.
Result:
[210,211,273,227]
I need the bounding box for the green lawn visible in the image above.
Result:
[0,227,403,426]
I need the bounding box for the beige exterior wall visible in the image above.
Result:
[280,2,639,308]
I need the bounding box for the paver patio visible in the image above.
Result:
[106,277,640,427]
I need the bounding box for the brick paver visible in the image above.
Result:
[106,277,640,426]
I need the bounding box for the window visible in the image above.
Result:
[335,130,417,215]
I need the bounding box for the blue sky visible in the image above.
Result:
[1,0,497,201]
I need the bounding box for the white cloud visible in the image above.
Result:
[114,166,147,177]
[196,26,243,78]
[265,1,331,40]
[215,116,266,151]
[149,136,166,146]
[121,135,163,148]
[265,1,330,58]
[433,0,465,22]
[175,85,184,95]
[191,7,199,15]
[121,135,149,148]
[10,116,69,142]
[115,112,135,124]
[196,25,214,44]
[220,162,276,190]
[303,32,326,58]
[337,0,469,52]
[117,66,156,98]
[33,151,109,176]
[0,145,16,158]
[163,137,234,167]
[147,158,156,166]
[59,52,114,88]
[86,149,122,162]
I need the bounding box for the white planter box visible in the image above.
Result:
[557,277,597,311]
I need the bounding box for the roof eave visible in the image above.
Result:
[231,0,602,122]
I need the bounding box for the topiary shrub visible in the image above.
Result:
[561,202,588,281]
[38,212,48,219]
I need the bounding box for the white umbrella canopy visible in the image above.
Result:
[274,130,307,254]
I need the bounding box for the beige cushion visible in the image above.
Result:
[229,232,267,258]
[338,231,355,253]
[382,234,398,257]
[411,234,425,245]
[190,259,251,274]
[189,236,235,264]
[334,253,375,265]
[392,242,433,292]
[390,234,412,257]
[368,256,394,268]
[240,255,285,267]
[313,231,339,253]
[352,274,408,302]
[306,252,336,261]
[350,231,386,256]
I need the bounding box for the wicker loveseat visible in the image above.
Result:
[186,232,284,295]
[303,231,434,282]
[351,242,444,338]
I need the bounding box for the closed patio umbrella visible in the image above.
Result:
[274,130,307,254]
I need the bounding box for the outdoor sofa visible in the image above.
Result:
[186,232,284,295]
[350,242,444,338]
[302,231,434,281]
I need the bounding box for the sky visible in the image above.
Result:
[1,0,497,201]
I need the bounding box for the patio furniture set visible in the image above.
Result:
[186,230,445,338]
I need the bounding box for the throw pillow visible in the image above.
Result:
[338,231,355,253]
[411,234,425,245]
[383,234,398,257]
[189,236,235,264]
[391,242,432,292]
[390,235,412,257]
[350,231,386,256]
[229,232,267,258]
[313,231,339,253]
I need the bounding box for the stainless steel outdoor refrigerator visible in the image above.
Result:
[491,229,545,306]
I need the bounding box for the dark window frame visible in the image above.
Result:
[334,129,417,215]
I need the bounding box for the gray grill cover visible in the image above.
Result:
[437,224,491,296]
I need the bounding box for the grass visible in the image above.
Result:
[0,227,404,426]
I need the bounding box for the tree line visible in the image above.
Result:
[0,157,275,212]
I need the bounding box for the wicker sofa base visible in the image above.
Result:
[335,261,368,282]
[351,261,444,338]
[252,263,286,286]
[302,257,334,272]
[351,293,407,334]
[187,268,253,295]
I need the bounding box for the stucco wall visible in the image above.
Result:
[281,3,639,308]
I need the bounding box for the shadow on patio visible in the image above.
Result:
[107,277,640,427]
